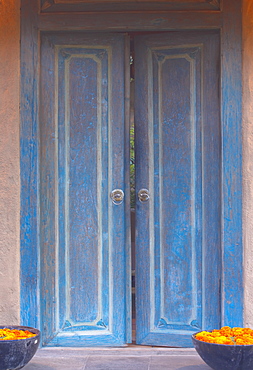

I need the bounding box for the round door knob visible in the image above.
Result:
[110,189,124,205]
[138,188,150,203]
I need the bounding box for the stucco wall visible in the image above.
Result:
[0,0,252,328]
[0,0,20,324]
[243,0,253,328]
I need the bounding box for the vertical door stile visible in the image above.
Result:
[135,35,152,344]
[124,34,132,344]
[20,0,40,331]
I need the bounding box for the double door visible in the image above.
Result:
[40,30,221,347]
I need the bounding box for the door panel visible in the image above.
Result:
[135,31,221,346]
[40,32,130,346]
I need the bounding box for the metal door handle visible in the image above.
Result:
[138,189,150,203]
[110,189,124,205]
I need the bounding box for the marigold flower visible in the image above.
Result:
[195,327,253,345]
[0,328,36,340]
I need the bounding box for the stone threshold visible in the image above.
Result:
[37,346,198,357]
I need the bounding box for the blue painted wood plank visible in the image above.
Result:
[20,0,40,330]
[201,31,222,330]
[20,0,243,349]
[47,332,126,347]
[135,31,221,346]
[124,36,132,344]
[39,32,130,346]
[39,33,58,344]
[221,0,243,327]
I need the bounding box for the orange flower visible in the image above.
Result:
[195,327,253,345]
[0,328,36,340]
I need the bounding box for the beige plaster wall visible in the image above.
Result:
[0,0,20,324]
[243,0,253,328]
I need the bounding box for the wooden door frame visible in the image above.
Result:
[20,0,243,334]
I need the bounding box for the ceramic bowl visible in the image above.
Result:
[192,331,253,370]
[0,325,40,370]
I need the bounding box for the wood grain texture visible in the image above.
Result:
[40,32,58,344]
[221,0,243,327]
[20,0,40,330]
[20,0,243,348]
[38,31,129,346]
[135,31,221,347]
[124,35,132,344]
[38,12,222,31]
[40,0,221,12]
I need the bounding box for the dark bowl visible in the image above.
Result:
[0,325,40,370]
[192,331,253,370]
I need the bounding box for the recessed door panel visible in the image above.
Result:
[134,31,221,347]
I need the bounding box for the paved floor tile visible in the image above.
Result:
[149,355,211,369]
[84,355,150,370]
[33,349,90,358]
[21,347,212,370]
[24,356,88,370]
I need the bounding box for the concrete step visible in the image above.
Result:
[24,347,211,369]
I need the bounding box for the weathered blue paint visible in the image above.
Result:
[135,31,222,347]
[20,0,243,348]
[20,0,40,330]
[221,0,243,327]
[38,32,129,346]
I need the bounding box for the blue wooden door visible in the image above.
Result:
[39,32,131,346]
[135,31,221,347]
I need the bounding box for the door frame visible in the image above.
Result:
[20,0,243,336]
